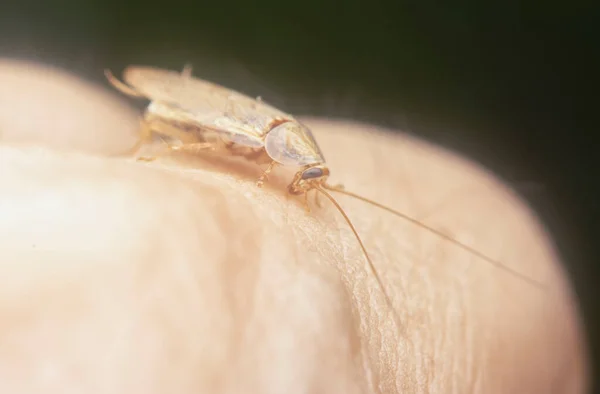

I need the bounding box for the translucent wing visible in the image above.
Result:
[123,66,293,147]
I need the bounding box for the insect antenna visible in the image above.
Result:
[321,183,546,290]
[313,185,401,327]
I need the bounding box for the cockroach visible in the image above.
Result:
[105,65,544,323]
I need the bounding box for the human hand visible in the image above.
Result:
[0,59,588,393]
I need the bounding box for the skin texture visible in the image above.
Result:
[0,59,589,393]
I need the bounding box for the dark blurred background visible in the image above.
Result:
[1,0,597,390]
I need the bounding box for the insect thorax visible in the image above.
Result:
[264,122,326,167]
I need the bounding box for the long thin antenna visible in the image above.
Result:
[314,186,401,327]
[322,183,545,290]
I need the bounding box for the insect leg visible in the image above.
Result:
[108,118,153,159]
[314,190,323,208]
[126,116,192,160]
[135,118,208,161]
[168,142,215,154]
[256,161,277,188]
[304,192,311,213]
[240,148,272,164]
[137,141,215,162]
[125,119,154,156]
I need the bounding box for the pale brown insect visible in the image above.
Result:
[105,65,544,321]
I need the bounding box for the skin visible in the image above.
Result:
[0,59,588,393]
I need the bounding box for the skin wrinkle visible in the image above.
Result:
[132,159,366,390]
[132,165,361,392]
[214,188,263,393]
[185,185,244,391]
[97,175,233,386]
[305,193,390,384]
[285,196,368,350]
[313,124,583,393]
[289,190,388,392]
[0,60,589,393]
[203,172,368,394]
[129,165,239,391]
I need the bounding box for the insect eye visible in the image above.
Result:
[301,167,324,180]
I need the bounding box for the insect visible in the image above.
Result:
[105,65,544,321]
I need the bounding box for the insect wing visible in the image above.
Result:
[123,66,292,147]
